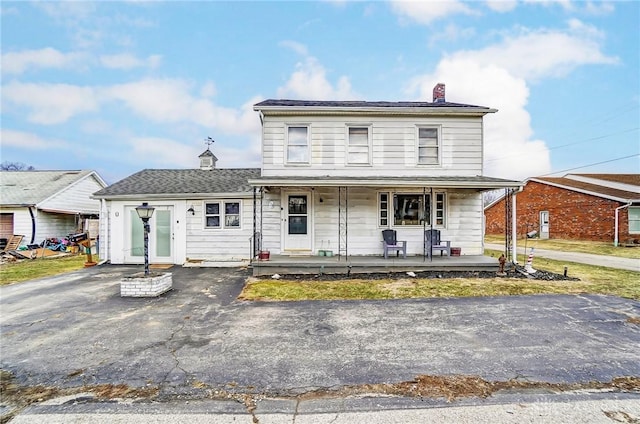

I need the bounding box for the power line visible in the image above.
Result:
[541,154,640,176]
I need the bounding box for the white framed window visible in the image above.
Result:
[629,207,640,234]
[205,200,241,229]
[417,126,440,165]
[286,125,309,164]
[379,191,447,227]
[347,126,371,165]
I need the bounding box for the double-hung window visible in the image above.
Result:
[417,127,439,165]
[629,207,640,234]
[347,126,370,165]
[287,126,309,164]
[205,201,241,229]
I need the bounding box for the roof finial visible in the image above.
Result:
[205,137,215,149]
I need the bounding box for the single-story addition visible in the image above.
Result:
[0,170,107,248]
[484,173,640,245]
[92,152,261,266]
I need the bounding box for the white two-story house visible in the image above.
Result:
[94,84,521,268]
[250,85,522,259]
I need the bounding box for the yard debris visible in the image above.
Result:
[406,271,416,278]
[271,273,281,280]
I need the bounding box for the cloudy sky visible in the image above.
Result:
[1,0,638,184]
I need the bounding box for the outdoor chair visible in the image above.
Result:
[382,229,407,259]
[424,229,451,258]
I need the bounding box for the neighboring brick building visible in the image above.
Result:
[484,174,640,244]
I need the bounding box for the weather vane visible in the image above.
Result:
[205,137,215,149]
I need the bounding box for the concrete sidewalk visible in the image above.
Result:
[11,396,640,423]
[485,243,640,272]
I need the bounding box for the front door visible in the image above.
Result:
[283,193,312,253]
[540,210,550,239]
[125,205,174,264]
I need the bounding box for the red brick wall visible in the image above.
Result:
[484,181,632,242]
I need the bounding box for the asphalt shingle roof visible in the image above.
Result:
[254,99,490,110]
[533,175,640,202]
[0,170,93,206]
[93,168,261,198]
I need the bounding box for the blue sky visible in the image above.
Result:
[1,0,638,184]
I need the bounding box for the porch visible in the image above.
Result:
[250,254,499,276]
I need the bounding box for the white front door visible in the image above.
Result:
[283,192,312,253]
[125,205,174,264]
[540,210,550,240]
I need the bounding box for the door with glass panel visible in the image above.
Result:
[125,205,174,264]
[283,193,312,252]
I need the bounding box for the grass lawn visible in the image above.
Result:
[0,254,87,286]
[240,251,640,302]
[484,235,640,259]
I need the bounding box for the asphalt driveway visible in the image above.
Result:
[1,264,639,418]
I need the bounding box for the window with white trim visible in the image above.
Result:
[378,192,446,227]
[286,126,309,164]
[629,207,640,234]
[347,126,370,164]
[417,127,439,165]
[205,201,241,229]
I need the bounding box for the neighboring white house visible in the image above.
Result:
[94,84,523,265]
[92,152,260,265]
[250,86,522,258]
[0,170,107,247]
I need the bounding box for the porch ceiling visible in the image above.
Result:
[249,176,523,190]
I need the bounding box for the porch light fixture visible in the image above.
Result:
[135,202,155,275]
[187,205,195,215]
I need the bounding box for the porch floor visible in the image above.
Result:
[250,254,498,276]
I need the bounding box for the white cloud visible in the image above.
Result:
[105,78,261,135]
[0,48,85,75]
[428,24,476,47]
[2,82,99,124]
[390,0,476,24]
[99,53,162,70]
[409,58,551,180]
[0,129,69,150]
[448,20,618,80]
[485,0,517,13]
[128,137,202,168]
[279,40,309,56]
[277,57,357,100]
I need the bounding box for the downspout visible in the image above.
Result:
[28,206,37,244]
[511,189,518,264]
[614,202,632,247]
[101,198,109,263]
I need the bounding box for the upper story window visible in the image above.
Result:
[205,201,241,229]
[417,127,440,165]
[347,126,371,165]
[286,126,309,164]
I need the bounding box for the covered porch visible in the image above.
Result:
[250,253,499,276]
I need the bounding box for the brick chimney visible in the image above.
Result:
[432,83,445,103]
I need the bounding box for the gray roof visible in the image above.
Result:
[250,175,523,189]
[254,99,490,110]
[0,170,95,206]
[93,168,261,199]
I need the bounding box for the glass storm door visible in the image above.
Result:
[126,206,174,263]
[284,194,312,252]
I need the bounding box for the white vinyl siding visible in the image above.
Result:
[417,126,439,165]
[347,126,371,165]
[286,125,309,164]
[261,116,483,177]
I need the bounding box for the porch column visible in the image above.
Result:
[511,191,518,263]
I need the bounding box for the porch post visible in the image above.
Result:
[511,190,518,263]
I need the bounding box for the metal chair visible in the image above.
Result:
[382,229,407,259]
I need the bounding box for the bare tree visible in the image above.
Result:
[0,161,35,171]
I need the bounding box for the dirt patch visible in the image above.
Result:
[626,316,640,325]
[381,279,417,295]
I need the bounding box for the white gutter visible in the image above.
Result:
[614,202,632,246]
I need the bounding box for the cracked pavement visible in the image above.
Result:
[1,264,639,422]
